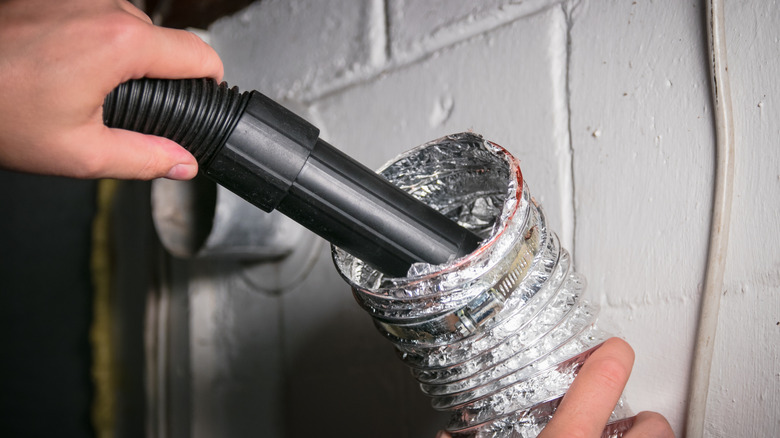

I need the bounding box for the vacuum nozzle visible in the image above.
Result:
[104,78,482,277]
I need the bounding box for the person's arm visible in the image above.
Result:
[437,338,673,438]
[0,0,223,180]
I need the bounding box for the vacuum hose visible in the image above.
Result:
[104,78,482,277]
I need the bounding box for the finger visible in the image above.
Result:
[80,126,198,180]
[115,0,154,25]
[134,26,224,82]
[539,338,634,438]
[622,411,674,438]
[435,431,451,438]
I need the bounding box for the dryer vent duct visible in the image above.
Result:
[334,133,635,437]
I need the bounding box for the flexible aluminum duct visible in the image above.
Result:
[334,133,634,437]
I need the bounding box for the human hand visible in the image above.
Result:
[436,338,673,438]
[0,0,223,180]
[539,338,673,437]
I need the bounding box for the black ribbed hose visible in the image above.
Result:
[103,78,250,167]
[104,78,482,277]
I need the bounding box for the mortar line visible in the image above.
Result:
[302,1,565,105]
[563,0,578,264]
[368,0,389,68]
[384,0,392,62]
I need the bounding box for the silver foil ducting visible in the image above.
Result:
[333,133,633,437]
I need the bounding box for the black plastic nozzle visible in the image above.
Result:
[104,78,481,277]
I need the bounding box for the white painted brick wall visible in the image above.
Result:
[709,2,780,436]
[568,1,715,429]
[178,1,780,437]
[210,0,384,100]
[310,4,572,243]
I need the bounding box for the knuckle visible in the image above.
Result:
[134,154,163,180]
[101,12,148,48]
[182,31,224,76]
[74,154,108,179]
[635,411,675,437]
[590,355,631,392]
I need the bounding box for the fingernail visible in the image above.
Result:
[164,163,197,180]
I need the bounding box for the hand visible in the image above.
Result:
[0,0,223,180]
[436,338,673,438]
[539,338,673,437]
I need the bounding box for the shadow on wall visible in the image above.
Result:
[281,310,450,438]
[185,249,451,438]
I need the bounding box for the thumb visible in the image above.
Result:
[89,127,198,180]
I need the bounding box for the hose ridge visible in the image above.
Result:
[103,78,250,166]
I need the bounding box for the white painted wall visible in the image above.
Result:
[175,1,779,436]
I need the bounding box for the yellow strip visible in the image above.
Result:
[90,179,118,438]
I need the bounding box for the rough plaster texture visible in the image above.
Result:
[309,4,572,246]
[707,1,780,436]
[210,0,385,100]
[167,1,780,437]
[567,1,715,430]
